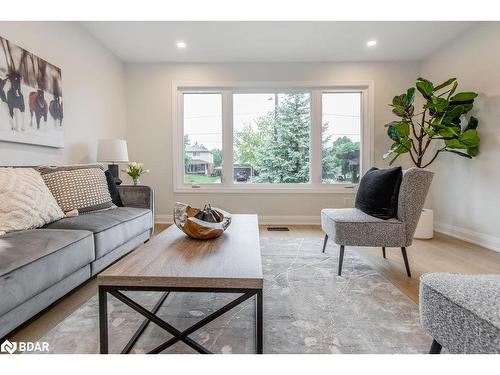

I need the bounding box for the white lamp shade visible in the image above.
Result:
[97,139,129,163]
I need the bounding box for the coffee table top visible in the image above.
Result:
[98,214,263,289]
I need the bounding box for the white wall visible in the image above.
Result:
[3,22,497,248]
[124,62,419,222]
[0,22,126,165]
[4,22,496,249]
[420,22,500,251]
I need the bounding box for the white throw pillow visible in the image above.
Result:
[0,168,65,236]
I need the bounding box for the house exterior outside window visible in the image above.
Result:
[174,81,373,193]
[185,143,215,175]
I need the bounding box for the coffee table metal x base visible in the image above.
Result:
[98,285,263,354]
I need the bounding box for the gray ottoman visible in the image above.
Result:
[420,273,500,353]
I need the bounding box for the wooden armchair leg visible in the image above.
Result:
[429,339,442,354]
[382,247,386,259]
[401,247,411,277]
[322,234,328,253]
[338,245,345,276]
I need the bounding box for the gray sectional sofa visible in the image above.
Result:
[0,185,154,339]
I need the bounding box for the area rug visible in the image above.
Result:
[39,237,431,353]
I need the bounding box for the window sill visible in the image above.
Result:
[174,185,358,194]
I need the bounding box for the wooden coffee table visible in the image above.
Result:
[98,214,263,354]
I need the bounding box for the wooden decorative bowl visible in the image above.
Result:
[173,202,232,240]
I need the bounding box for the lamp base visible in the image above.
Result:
[108,164,122,185]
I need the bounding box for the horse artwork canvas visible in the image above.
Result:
[0,36,63,148]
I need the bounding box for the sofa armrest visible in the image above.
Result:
[117,185,155,231]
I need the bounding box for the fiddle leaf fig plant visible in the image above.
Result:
[383,77,480,168]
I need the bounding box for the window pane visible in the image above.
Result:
[322,93,361,184]
[233,93,311,184]
[183,93,222,184]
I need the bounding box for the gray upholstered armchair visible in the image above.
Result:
[321,168,433,277]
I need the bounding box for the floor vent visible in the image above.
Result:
[267,227,290,231]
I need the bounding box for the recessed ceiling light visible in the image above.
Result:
[366,40,377,47]
[176,41,186,49]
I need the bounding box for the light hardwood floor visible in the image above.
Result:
[9,224,500,343]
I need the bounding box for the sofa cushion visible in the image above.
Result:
[44,207,152,259]
[0,229,94,316]
[321,208,405,247]
[420,273,500,353]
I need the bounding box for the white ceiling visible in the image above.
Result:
[81,21,476,63]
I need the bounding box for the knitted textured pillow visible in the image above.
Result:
[0,168,65,236]
[40,165,115,214]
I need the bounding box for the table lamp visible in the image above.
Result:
[97,139,129,185]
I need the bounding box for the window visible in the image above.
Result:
[174,82,372,192]
[233,92,311,184]
[322,93,362,184]
[182,93,222,184]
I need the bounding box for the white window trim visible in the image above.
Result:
[172,81,374,194]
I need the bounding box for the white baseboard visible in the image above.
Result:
[434,221,500,253]
[155,214,174,224]
[258,215,320,225]
[155,214,320,226]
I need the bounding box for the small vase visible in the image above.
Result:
[132,177,140,186]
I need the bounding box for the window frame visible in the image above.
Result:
[172,81,374,194]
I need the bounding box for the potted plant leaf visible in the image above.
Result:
[383,77,480,238]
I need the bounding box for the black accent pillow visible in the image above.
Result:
[104,170,124,207]
[355,166,403,220]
